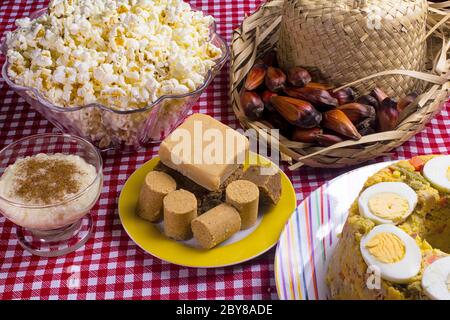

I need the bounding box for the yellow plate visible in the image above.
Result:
[118,152,297,268]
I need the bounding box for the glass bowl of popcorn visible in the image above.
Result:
[1,1,229,150]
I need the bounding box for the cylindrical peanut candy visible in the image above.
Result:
[191,203,241,249]
[137,171,176,222]
[163,189,197,241]
[226,180,259,229]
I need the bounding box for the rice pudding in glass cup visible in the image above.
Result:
[0,133,103,257]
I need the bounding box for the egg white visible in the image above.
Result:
[358,182,418,225]
[423,155,450,193]
[360,224,422,284]
[422,256,450,300]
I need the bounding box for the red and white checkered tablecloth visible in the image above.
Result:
[0,0,448,300]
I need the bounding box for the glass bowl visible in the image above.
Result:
[0,133,103,257]
[1,8,229,151]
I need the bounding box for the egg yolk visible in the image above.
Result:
[447,167,450,181]
[368,193,409,221]
[365,232,406,264]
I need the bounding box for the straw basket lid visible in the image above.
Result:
[230,0,449,169]
[277,0,428,97]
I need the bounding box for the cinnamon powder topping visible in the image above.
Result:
[12,157,83,205]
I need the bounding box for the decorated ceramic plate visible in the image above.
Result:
[119,152,297,268]
[274,161,396,300]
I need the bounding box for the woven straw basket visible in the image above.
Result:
[230,0,450,169]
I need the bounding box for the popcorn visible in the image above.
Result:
[16,17,32,29]
[30,49,53,67]
[93,64,117,85]
[6,0,220,111]
[52,66,66,84]
[5,0,222,148]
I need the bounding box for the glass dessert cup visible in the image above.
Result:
[0,7,229,151]
[0,134,103,257]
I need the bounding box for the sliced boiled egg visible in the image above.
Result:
[422,256,450,300]
[360,224,421,283]
[358,182,418,225]
[423,155,450,193]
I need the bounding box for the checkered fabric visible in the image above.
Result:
[0,0,449,300]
